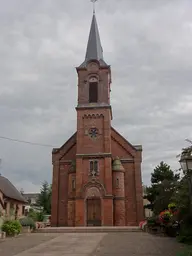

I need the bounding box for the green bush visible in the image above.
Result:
[2,220,22,236]
[27,209,37,221]
[19,217,36,230]
[36,211,44,222]
[147,216,160,227]
[177,215,192,244]
[176,249,192,256]
[177,228,192,244]
[27,209,44,222]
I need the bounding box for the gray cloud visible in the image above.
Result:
[0,0,192,192]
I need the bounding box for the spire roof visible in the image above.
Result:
[78,13,108,68]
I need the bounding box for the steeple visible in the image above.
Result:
[78,13,108,68]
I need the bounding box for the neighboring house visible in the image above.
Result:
[0,175,27,219]
[143,185,153,218]
[23,193,39,205]
[23,193,43,213]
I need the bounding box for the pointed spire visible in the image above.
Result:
[85,13,104,62]
[78,13,108,68]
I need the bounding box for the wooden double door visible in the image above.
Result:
[87,198,101,226]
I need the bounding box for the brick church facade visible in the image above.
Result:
[51,12,143,227]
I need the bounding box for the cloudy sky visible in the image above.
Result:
[0,0,192,193]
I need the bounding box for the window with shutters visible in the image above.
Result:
[89,82,98,103]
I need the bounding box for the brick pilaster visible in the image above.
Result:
[51,161,59,227]
[134,155,144,224]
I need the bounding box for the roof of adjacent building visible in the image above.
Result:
[0,175,27,203]
[23,193,39,199]
[78,13,108,68]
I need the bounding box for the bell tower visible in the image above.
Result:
[75,12,114,226]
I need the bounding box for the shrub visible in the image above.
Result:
[147,216,160,227]
[19,217,36,230]
[27,209,37,221]
[36,211,44,222]
[177,214,192,244]
[2,220,22,236]
[176,249,192,256]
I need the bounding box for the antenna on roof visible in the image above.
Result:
[91,0,98,14]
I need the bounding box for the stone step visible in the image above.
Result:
[36,226,140,233]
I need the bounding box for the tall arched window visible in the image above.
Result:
[89,77,98,103]
[89,160,99,177]
[72,179,76,190]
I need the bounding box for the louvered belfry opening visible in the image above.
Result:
[89,82,98,103]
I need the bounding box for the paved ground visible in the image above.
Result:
[0,232,188,256]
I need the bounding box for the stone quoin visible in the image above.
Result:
[51,11,143,227]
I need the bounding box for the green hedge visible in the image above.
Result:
[2,220,22,236]
[19,217,36,230]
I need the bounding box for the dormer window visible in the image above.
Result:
[89,77,98,103]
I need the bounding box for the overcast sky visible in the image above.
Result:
[0,0,192,193]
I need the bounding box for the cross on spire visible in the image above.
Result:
[91,0,98,14]
[78,0,108,68]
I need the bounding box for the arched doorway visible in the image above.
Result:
[85,187,102,226]
[87,198,101,226]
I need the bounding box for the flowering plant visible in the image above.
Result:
[159,210,173,224]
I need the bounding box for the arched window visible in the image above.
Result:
[89,77,98,103]
[89,160,99,177]
[94,161,98,172]
[72,179,76,190]
[90,161,94,171]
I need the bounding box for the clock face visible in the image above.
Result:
[89,127,99,138]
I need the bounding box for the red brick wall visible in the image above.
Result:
[51,161,59,227]
[103,199,113,226]
[111,128,143,226]
[57,163,69,226]
[114,200,125,226]
[68,200,75,226]
[76,109,111,155]
[77,63,111,105]
[51,136,77,227]
[135,152,144,223]
[112,171,125,197]
[123,162,137,225]
[75,199,84,226]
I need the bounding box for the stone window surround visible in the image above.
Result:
[89,160,99,177]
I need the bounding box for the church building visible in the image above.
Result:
[51,11,143,227]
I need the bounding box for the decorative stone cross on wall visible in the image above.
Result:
[90,169,97,177]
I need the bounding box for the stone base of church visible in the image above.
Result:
[37,226,140,233]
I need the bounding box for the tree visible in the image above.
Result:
[171,176,190,218]
[144,161,180,215]
[37,181,52,214]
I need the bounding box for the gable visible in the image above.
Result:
[111,127,140,159]
[52,132,77,162]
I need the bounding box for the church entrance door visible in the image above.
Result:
[86,198,101,226]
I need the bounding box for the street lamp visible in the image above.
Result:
[179,147,192,212]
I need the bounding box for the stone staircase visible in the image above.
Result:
[36,226,140,233]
